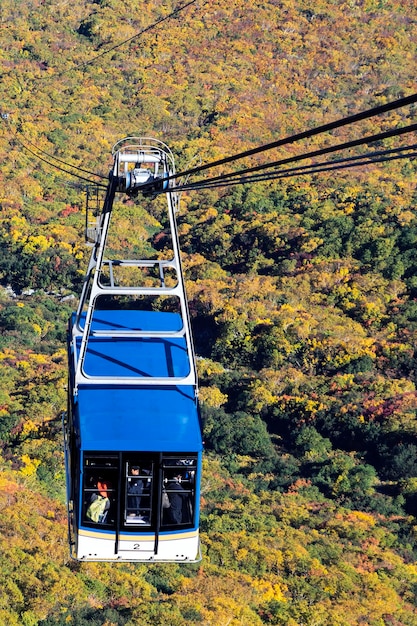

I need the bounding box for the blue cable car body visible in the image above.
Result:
[64,139,203,562]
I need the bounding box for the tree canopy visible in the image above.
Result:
[1,0,417,623]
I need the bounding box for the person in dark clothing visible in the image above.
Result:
[127,466,144,515]
[165,473,192,525]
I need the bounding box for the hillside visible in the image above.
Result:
[1,0,417,624]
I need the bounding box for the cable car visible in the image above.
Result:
[63,138,203,562]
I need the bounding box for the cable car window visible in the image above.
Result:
[83,455,118,527]
[161,457,197,528]
[125,460,153,526]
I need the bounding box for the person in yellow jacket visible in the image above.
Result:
[86,478,111,523]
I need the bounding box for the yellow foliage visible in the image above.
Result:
[0,2,417,624]
[22,235,51,254]
[252,579,287,603]
[0,608,21,626]
[0,348,15,360]
[196,358,225,377]
[220,302,239,322]
[32,323,42,335]
[246,380,278,412]
[21,420,39,436]
[7,215,28,243]
[59,241,73,253]
[300,235,324,252]
[347,510,376,528]
[30,353,49,364]
[333,373,355,389]
[199,385,228,408]
[309,557,329,577]
[19,454,41,477]
[200,207,218,221]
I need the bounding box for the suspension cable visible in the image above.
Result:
[171,122,417,191]
[79,0,207,70]
[175,145,417,192]
[15,136,108,188]
[162,93,417,184]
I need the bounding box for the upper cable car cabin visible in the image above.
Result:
[63,138,203,562]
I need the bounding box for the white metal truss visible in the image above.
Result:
[71,138,197,393]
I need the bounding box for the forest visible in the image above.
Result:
[1,0,417,624]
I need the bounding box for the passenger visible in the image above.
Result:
[127,466,144,516]
[86,478,111,523]
[165,472,192,525]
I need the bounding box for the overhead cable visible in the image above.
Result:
[175,145,417,192]
[1,0,206,80]
[1,0,207,182]
[172,122,417,190]
[168,93,417,183]
[17,134,108,180]
[78,0,206,69]
[16,138,108,188]
[3,117,108,186]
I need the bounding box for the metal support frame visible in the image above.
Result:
[72,138,197,393]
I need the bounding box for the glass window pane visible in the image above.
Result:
[83,455,118,526]
[125,460,153,526]
[161,457,196,527]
